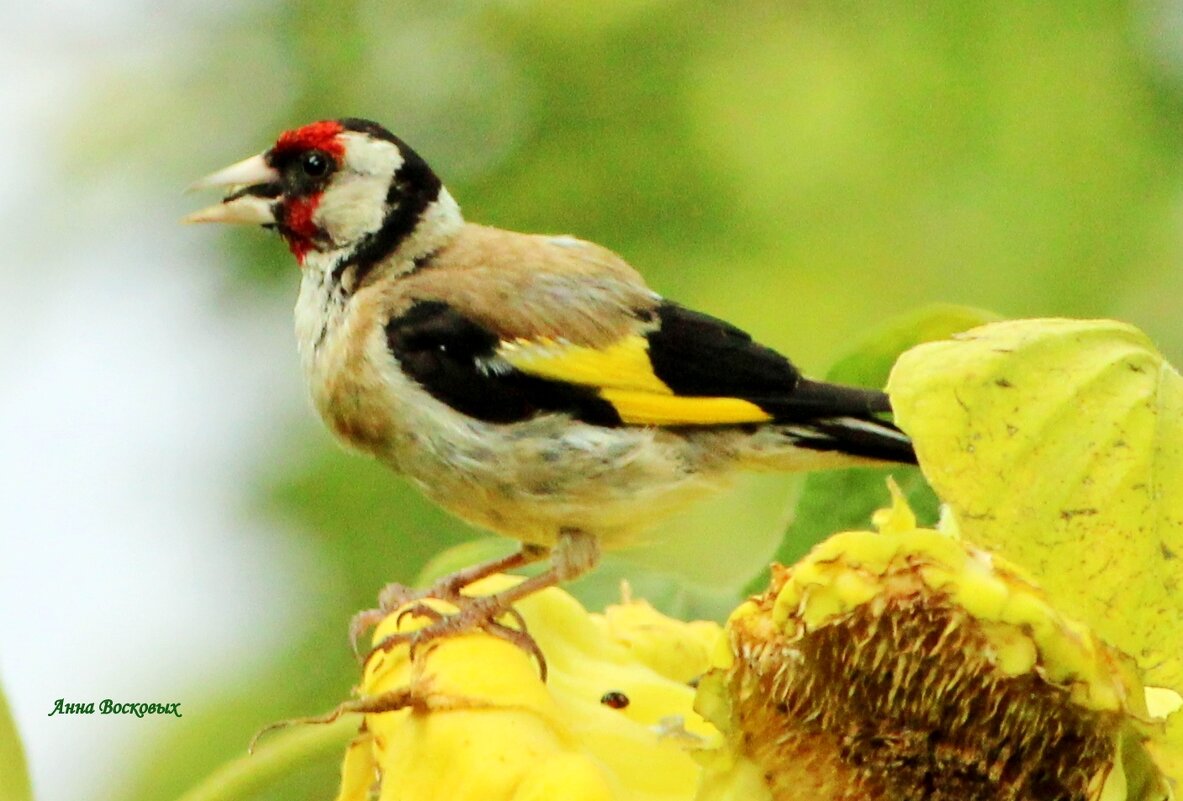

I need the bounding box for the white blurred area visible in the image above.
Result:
[0,4,323,800]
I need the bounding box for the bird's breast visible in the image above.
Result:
[295,270,401,454]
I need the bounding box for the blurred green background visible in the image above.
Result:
[9,1,1183,799]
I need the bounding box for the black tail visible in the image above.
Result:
[782,416,916,464]
[770,379,917,465]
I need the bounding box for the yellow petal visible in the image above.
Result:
[342,576,720,801]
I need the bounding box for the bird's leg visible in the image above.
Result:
[391,542,552,605]
[366,529,600,681]
[349,543,551,656]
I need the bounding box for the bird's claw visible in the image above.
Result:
[363,594,547,680]
[349,579,452,659]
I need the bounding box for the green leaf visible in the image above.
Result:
[0,680,32,801]
[173,716,355,801]
[824,305,1006,387]
[753,305,1000,590]
[888,318,1183,694]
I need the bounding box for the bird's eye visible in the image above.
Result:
[300,151,330,178]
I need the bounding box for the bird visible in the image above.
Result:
[186,117,916,666]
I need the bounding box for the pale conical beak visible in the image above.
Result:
[183,153,282,225]
[183,193,278,225]
[187,154,278,192]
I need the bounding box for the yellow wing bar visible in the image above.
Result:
[598,389,773,426]
[498,336,671,394]
[498,335,774,426]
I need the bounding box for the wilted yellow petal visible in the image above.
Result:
[332,731,376,801]
[337,576,720,801]
[692,742,773,801]
[1149,710,1183,786]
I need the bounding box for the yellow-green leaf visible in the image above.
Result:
[0,682,32,801]
[887,318,1183,696]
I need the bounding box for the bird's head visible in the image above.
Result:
[186,118,463,285]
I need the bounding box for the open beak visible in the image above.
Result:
[183,153,282,226]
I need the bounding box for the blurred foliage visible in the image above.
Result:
[0,679,31,801]
[173,719,355,801]
[73,0,1183,798]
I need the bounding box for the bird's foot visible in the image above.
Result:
[350,531,599,682]
[368,593,548,680]
[348,544,550,658]
[348,582,440,656]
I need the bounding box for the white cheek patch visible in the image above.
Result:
[315,175,389,245]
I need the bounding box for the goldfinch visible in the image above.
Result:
[187,118,915,657]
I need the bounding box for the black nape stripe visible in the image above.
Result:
[385,301,622,427]
[332,131,443,288]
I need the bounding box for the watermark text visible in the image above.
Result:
[48,699,182,718]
